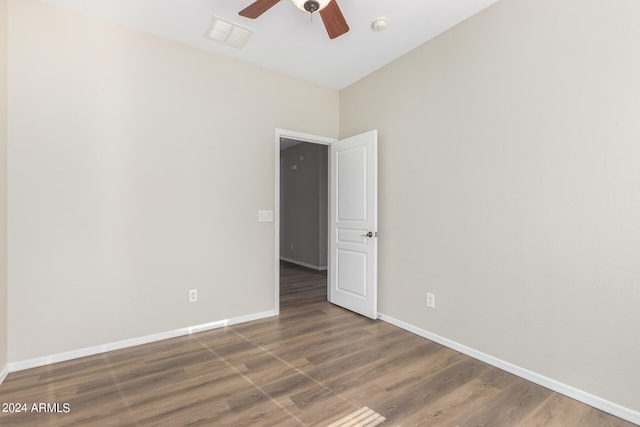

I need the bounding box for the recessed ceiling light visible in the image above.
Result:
[371,17,389,32]
[204,16,253,49]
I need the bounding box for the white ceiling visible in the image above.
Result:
[40,0,500,90]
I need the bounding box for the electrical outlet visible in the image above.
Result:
[426,293,435,309]
[189,289,198,303]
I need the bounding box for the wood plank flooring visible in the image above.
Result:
[0,262,636,426]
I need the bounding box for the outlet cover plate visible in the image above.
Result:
[426,293,435,309]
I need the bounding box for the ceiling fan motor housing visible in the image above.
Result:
[304,1,320,13]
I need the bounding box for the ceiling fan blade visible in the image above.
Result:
[320,1,349,39]
[239,0,281,19]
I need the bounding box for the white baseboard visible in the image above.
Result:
[0,364,8,386]
[8,310,276,373]
[280,257,327,271]
[378,313,640,426]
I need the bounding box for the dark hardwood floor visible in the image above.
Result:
[0,262,636,426]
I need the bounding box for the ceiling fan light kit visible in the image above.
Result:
[291,0,331,13]
[239,0,350,39]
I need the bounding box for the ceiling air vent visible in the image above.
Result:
[204,16,253,49]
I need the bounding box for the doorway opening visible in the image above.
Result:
[274,129,335,315]
[279,139,329,312]
[274,128,379,318]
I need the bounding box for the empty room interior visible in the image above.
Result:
[1,0,639,425]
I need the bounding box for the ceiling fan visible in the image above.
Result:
[239,0,349,39]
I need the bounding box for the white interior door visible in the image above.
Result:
[329,130,378,319]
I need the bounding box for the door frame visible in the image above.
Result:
[274,128,336,315]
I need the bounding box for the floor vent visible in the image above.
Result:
[325,406,386,427]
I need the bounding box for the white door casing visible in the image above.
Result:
[329,130,378,319]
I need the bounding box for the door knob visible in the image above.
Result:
[361,231,374,238]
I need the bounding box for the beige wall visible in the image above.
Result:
[341,0,640,413]
[6,0,338,362]
[0,0,7,375]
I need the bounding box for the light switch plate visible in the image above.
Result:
[258,210,274,222]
